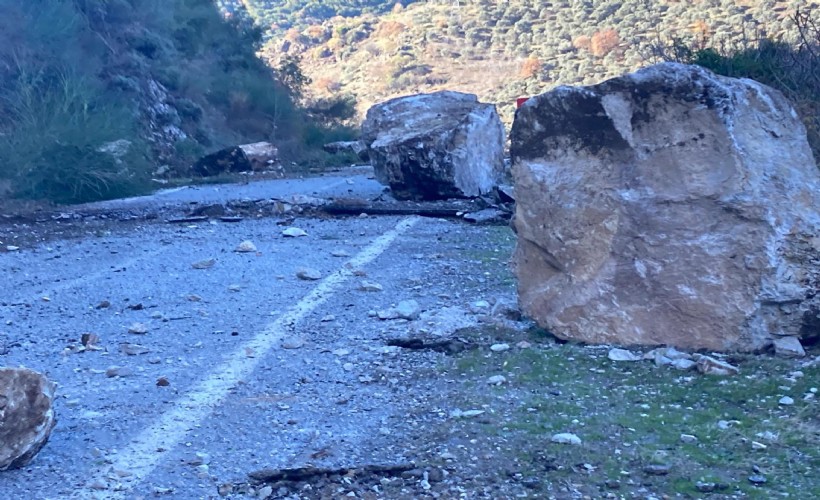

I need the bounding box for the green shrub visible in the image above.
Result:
[109,75,141,93]
[173,138,205,165]
[17,143,149,204]
[175,98,204,121]
[306,94,358,126]
[0,66,151,203]
[125,27,173,60]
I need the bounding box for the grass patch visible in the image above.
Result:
[441,336,819,498]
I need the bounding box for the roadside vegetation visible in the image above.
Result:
[0,0,352,205]
[435,328,819,498]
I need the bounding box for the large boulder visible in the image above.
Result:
[511,63,820,352]
[361,91,506,200]
[0,367,57,470]
[192,142,279,177]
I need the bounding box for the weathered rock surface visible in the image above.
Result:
[361,91,506,200]
[192,142,279,177]
[0,368,57,471]
[512,62,820,352]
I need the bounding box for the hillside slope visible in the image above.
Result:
[0,0,312,204]
[225,0,819,125]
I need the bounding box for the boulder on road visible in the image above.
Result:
[0,367,57,471]
[192,142,279,177]
[511,62,820,352]
[361,91,506,200]
[323,140,369,162]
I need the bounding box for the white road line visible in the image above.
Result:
[77,216,420,498]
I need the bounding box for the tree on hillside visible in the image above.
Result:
[590,29,620,57]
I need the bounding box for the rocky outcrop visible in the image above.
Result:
[0,368,57,471]
[192,142,280,177]
[144,80,188,164]
[361,91,506,200]
[511,63,820,352]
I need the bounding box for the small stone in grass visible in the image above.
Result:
[450,409,485,419]
[696,482,716,493]
[680,434,698,443]
[695,355,739,376]
[607,348,641,361]
[643,464,671,475]
[490,343,510,352]
[550,433,582,445]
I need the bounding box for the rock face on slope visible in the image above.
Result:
[0,368,57,471]
[511,62,820,352]
[361,91,506,200]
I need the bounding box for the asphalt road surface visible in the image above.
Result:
[0,168,516,499]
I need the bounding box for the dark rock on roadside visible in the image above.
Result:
[192,142,280,177]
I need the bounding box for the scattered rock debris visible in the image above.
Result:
[191,258,216,270]
[282,227,307,238]
[295,267,321,281]
[233,463,419,499]
[235,240,257,253]
[386,337,472,355]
